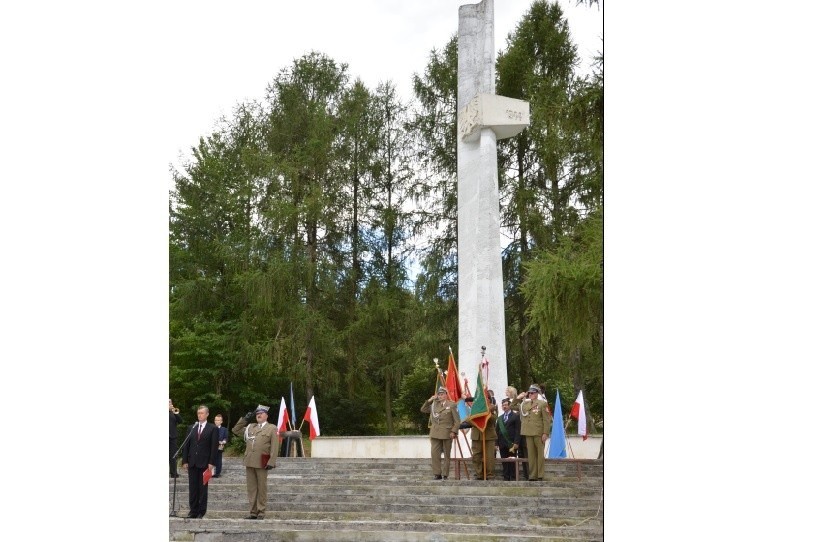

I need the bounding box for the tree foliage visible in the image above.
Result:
[169,1,604,438]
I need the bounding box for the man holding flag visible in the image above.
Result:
[461,367,498,480]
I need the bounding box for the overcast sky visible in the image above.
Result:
[155,0,602,168]
[2,1,602,195]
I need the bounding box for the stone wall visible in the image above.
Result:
[310,434,603,459]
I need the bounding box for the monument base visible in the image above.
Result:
[309,434,603,459]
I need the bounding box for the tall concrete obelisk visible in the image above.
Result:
[456,0,529,402]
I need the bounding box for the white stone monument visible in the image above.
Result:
[456,0,529,405]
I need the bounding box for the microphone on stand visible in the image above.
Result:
[170,420,198,517]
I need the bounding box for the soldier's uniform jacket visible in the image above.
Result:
[470,403,498,441]
[518,398,552,436]
[232,417,279,469]
[421,398,461,439]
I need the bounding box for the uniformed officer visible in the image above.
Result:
[421,387,461,480]
[232,404,279,519]
[518,385,552,481]
[468,393,498,480]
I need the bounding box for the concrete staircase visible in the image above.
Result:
[169,457,603,541]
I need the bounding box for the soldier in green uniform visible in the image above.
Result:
[518,385,552,481]
[232,404,279,519]
[467,392,498,480]
[421,387,461,480]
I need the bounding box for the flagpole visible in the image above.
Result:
[563,417,576,459]
[452,431,471,480]
[442,353,468,479]
[432,357,448,388]
[480,347,488,480]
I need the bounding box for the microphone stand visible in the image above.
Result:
[169,423,197,517]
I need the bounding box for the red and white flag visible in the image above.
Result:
[570,390,588,440]
[276,397,290,434]
[303,396,321,440]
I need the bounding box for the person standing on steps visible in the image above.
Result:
[496,397,521,481]
[421,387,461,480]
[519,385,551,481]
[232,404,279,519]
[169,399,183,478]
[467,393,498,480]
[181,405,219,518]
[213,414,228,478]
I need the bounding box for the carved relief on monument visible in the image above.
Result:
[458,96,482,141]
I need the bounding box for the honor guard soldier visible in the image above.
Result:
[232,404,279,519]
[421,387,461,480]
[519,385,552,481]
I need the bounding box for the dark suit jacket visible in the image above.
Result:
[496,410,521,450]
[169,410,183,439]
[217,425,229,446]
[182,422,218,468]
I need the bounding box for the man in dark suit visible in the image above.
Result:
[181,404,218,518]
[495,398,521,480]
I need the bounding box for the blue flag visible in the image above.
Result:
[290,382,297,427]
[457,398,469,421]
[548,389,567,458]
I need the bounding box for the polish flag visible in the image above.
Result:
[276,397,290,434]
[570,390,588,440]
[303,396,321,440]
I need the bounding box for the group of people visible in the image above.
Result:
[169,400,279,520]
[169,383,552,519]
[421,383,552,482]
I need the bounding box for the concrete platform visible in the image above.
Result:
[310,434,603,459]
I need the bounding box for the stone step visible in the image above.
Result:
[169,457,603,542]
[207,457,603,472]
[179,482,601,497]
[168,518,604,542]
[170,509,601,526]
[173,477,600,490]
[176,467,601,483]
[173,484,603,497]
[182,477,602,489]
[170,500,602,518]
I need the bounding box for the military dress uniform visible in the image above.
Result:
[232,406,279,519]
[469,402,498,479]
[519,387,552,481]
[420,390,461,479]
